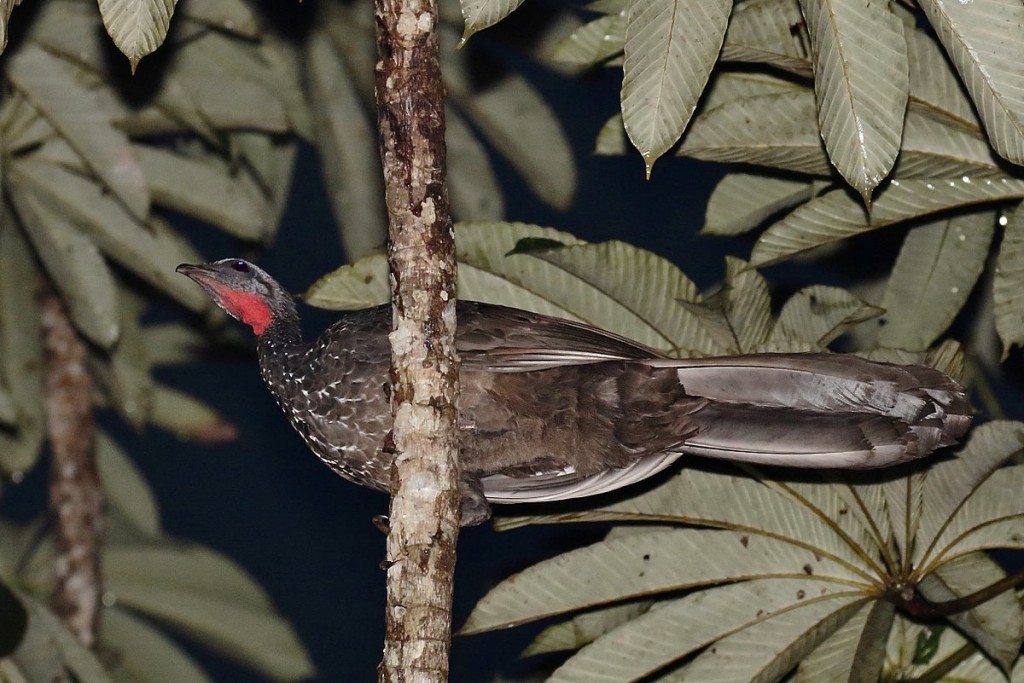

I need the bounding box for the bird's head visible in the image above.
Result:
[176,258,296,337]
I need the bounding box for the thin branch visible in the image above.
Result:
[373,0,461,678]
[889,566,1024,619]
[41,290,103,647]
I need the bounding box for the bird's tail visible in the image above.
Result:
[654,354,972,468]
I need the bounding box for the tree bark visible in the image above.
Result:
[373,0,460,679]
[41,291,103,647]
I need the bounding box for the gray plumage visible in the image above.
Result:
[177,258,972,526]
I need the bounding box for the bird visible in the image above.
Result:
[177,258,972,526]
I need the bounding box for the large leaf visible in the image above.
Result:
[917,552,1023,672]
[523,601,653,656]
[620,0,731,174]
[799,0,908,198]
[657,595,865,683]
[547,13,626,67]
[994,202,1024,357]
[104,545,313,681]
[0,220,46,476]
[793,600,893,683]
[524,240,721,355]
[703,174,818,237]
[772,285,882,347]
[100,607,214,683]
[720,0,811,77]
[8,159,208,312]
[306,30,386,261]
[680,90,831,175]
[460,0,526,42]
[750,177,1024,266]
[95,431,161,537]
[918,0,1024,165]
[8,185,121,349]
[547,580,862,682]
[461,527,862,634]
[10,594,113,683]
[446,106,505,222]
[133,145,269,241]
[451,72,576,210]
[97,0,178,71]
[895,108,1002,179]
[876,211,994,350]
[7,45,149,220]
[917,421,1024,566]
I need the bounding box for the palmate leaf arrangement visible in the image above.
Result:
[311,0,1024,680]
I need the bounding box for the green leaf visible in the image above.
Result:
[703,174,818,237]
[100,607,214,683]
[917,421,1024,566]
[994,202,1024,357]
[548,580,862,682]
[14,594,114,683]
[750,176,1024,267]
[9,185,121,349]
[523,601,653,656]
[912,625,944,665]
[134,145,269,241]
[524,240,722,355]
[800,0,908,198]
[658,595,866,683]
[722,257,772,353]
[896,108,1002,178]
[919,0,1024,165]
[179,0,257,38]
[104,545,314,681]
[594,114,627,156]
[306,30,386,261]
[304,253,391,310]
[793,600,893,683]
[772,285,882,347]
[6,45,150,220]
[97,0,177,71]
[8,159,208,312]
[620,0,731,174]
[460,0,526,43]
[446,106,506,221]
[721,0,811,77]
[450,71,576,210]
[918,553,1023,672]
[141,323,206,366]
[905,28,979,132]
[680,90,832,175]
[461,527,864,635]
[170,33,291,133]
[546,13,625,67]
[96,431,161,537]
[700,70,807,112]
[876,211,994,350]
[149,384,238,444]
[0,219,46,476]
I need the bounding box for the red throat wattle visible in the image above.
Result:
[217,287,273,336]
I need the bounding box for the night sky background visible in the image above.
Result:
[6,1,1024,681]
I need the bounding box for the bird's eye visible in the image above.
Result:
[231,260,250,273]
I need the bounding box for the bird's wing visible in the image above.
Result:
[480,451,682,503]
[456,301,661,371]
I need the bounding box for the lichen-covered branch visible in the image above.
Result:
[42,291,103,646]
[373,0,460,679]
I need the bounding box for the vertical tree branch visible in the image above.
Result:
[41,291,103,647]
[373,0,460,678]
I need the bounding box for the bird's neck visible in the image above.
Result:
[256,295,303,348]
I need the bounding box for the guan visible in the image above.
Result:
[177,258,971,526]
